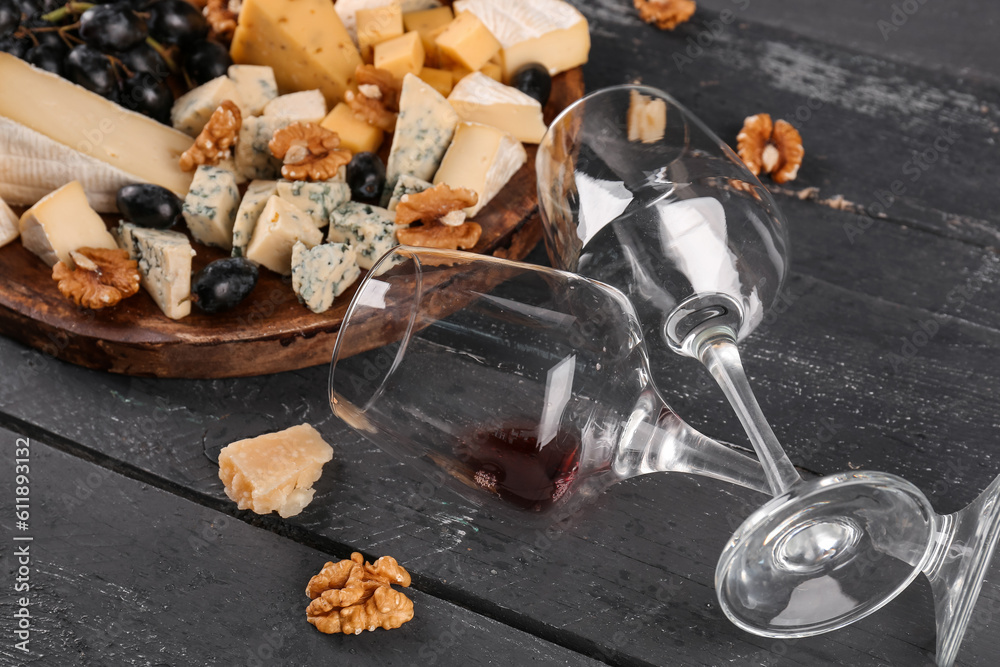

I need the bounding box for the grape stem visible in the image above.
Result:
[145,37,178,74]
[41,2,94,23]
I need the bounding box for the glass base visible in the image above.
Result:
[716,471,936,638]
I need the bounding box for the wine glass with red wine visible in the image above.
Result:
[535,84,1000,664]
[329,246,769,525]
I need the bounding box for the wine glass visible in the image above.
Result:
[329,246,770,528]
[535,83,1000,663]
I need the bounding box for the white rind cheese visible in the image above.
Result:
[382,73,459,204]
[117,222,196,320]
[232,179,277,257]
[291,241,361,313]
[433,121,526,216]
[386,174,432,211]
[276,179,350,228]
[262,90,328,123]
[328,201,397,269]
[183,165,241,250]
[448,72,547,143]
[453,0,589,79]
[171,75,245,136]
[227,65,279,116]
[245,196,324,275]
[0,194,17,248]
[0,54,193,202]
[18,181,118,267]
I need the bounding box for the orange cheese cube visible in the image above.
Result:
[374,31,425,80]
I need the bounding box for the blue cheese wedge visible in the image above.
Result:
[227,65,278,116]
[171,75,244,136]
[386,174,432,212]
[235,115,289,181]
[328,201,397,269]
[291,241,361,313]
[382,73,459,204]
[262,90,328,123]
[276,179,350,228]
[182,165,241,250]
[232,180,277,257]
[117,222,196,320]
[433,121,526,216]
[245,195,324,275]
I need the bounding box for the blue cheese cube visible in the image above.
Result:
[291,241,361,313]
[171,75,244,136]
[276,179,350,228]
[182,165,241,250]
[227,65,278,116]
[263,90,327,123]
[117,222,196,320]
[232,180,277,257]
[245,196,324,275]
[235,116,289,181]
[328,201,397,269]
[386,174,432,212]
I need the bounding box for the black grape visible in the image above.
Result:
[184,39,231,85]
[79,2,148,52]
[65,44,117,96]
[148,0,208,47]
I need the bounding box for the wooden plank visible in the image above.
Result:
[0,428,607,667]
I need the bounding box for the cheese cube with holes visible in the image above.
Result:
[386,174,432,211]
[245,196,324,274]
[227,64,279,116]
[262,90,328,123]
[374,31,425,81]
[117,222,196,320]
[234,115,289,181]
[357,3,404,61]
[448,72,546,143]
[328,201,397,269]
[232,180,278,257]
[0,195,18,248]
[320,102,384,154]
[433,122,526,216]
[229,0,362,107]
[435,10,500,72]
[291,241,361,313]
[218,423,334,518]
[171,75,244,136]
[19,181,117,267]
[453,0,589,79]
[182,165,241,250]
[276,179,350,228]
[382,73,459,202]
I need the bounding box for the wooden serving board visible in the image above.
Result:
[0,69,583,378]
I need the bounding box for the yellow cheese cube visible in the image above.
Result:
[357,3,404,62]
[434,11,500,72]
[481,62,502,82]
[422,22,451,67]
[230,0,363,108]
[418,67,454,97]
[374,31,425,81]
[403,5,454,62]
[320,102,384,154]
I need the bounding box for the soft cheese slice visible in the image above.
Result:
[0,54,193,201]
[448,72,547,143]
[117,222,196,320]
[245,196,324,275]
[382,73,459,202]
[171,75,244,136]
[232,179,277,257]
[276,179,350,228]
[230,0,363,108]
[0,193,20,248]
[18,181,117,267]
[227,64,279,116]
[262,90,327,123]
[291,241,361,313]
[433,122,526,216]
[328,201,397,269]
[453,0,589,79]
[218,423,333,518]
[183,165,241,250]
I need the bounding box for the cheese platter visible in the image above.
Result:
[0,0,588,378]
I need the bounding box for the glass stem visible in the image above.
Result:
[693,326,801,496]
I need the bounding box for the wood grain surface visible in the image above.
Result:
[0,69,584,379]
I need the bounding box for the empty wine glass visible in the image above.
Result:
[535,83,1000,663]
[329,246,769,527]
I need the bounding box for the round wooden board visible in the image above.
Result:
[0,69,584,378]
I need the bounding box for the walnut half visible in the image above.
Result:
[52,247,141,309]
[269,122,352,181]
[306,553,414,635]
[634,0,696,30]
[179,100,242,171]
[737,114,804,184]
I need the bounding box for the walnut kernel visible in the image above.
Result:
[345,89,398,133]
[204,0,239,41]
[395,184,479,227]
[737,114,805,184]
[634,0,696,30]
[269,122,352,181]
[52,247,140,309]
[396,221,483,251]
[356,65,402,111]
[179,100,242,171]
[306,553,414,635]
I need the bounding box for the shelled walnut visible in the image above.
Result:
[179,100,242,171]
[269,122,352,181]
[737,114,805,184]
[306,553,414,635]
[52,247,140,309]
[634,0,696,30]
[204,0,239,41]
[395,184,478,226]
[397,221,483,250]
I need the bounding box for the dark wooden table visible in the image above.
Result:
[3,1,1000,665]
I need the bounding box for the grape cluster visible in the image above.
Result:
[0,0,233,125]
